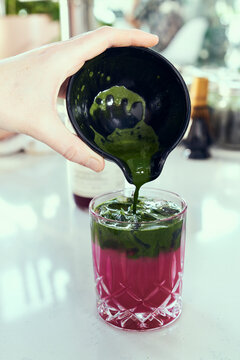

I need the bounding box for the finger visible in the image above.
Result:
[58,27,159,77]
[70,27,159,54]
[34,118,105,172]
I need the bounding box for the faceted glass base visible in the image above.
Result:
[97,298,182,331]
[93,243,185,331]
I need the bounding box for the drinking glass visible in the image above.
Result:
[89,188,187,331]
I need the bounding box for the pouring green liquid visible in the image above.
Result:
[67,47,190,331]
[90,86,159,212]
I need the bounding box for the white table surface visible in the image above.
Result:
[0,146,239,360]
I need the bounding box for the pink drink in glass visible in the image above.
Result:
[90,188,187,331]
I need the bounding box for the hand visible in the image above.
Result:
[0,26,158,171]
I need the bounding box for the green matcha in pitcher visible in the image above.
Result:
[89,85,160,211]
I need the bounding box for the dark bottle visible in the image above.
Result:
[184,77,212,159]
[67,159,125,210]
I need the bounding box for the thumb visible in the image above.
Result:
[35,119,105,172]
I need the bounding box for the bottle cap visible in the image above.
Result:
[190,77,209,107]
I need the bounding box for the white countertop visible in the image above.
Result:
[0,146,240,360]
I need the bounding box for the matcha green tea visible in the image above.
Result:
[90,85,160,211]
[93,195,182,258]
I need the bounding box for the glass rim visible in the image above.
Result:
[89,187,187,225]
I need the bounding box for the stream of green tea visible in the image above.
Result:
[89,85,160,213]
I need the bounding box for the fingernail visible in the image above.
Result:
[86,157,102,172]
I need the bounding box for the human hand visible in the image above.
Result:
[0,27,158,171]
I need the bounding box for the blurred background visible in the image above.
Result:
[0,0,240,151]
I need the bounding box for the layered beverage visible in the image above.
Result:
[90,188,187,331]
